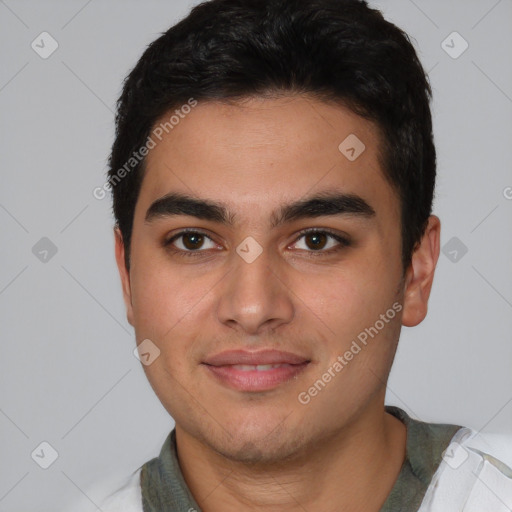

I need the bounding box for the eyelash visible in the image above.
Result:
[163,228,351,259]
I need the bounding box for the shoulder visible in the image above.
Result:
[97,468,143,512]
[418,427,512,511]
[466,430,512,468]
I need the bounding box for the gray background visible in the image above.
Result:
[0,0,511,510]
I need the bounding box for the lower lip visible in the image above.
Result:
[202,363,310,392]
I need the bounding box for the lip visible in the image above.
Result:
[203,349,310,366]
[202,349,311,392]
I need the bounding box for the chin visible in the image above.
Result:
[203,417,310,465]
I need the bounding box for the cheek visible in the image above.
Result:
[291,259,401,361]
[294,265,385,327]
[129,251,195,335]
[131,270,172,329]
[128,251,219,358]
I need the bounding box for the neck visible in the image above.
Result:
[175,402,407,512]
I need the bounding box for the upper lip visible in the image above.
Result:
[203,349,310,366]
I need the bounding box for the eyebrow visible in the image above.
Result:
[144,191,376,228]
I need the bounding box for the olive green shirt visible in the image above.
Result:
[140,405,462,511]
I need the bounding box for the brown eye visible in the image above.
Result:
[291,229,351,256]
[304,232,328,250]
[164,230,219,255]
[181,232,205,250]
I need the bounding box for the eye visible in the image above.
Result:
[164,229,219,256]
[163,228,351,259]
[291,229,351,255]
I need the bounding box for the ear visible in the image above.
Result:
[114,227,134,327]
[401,215,441,327]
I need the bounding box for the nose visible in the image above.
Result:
[216,245,295,335]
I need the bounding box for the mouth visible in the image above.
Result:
[201,350,311,392]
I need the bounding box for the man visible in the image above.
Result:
[98,0,512,510]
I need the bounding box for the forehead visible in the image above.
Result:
[136,94,398,224]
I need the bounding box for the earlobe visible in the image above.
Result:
[114,227,135,327]
[401,215,441,327]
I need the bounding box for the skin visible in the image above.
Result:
[114,94,441,511]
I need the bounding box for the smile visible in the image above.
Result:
[202,360,310,392]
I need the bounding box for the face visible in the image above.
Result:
[115,94,438,463]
